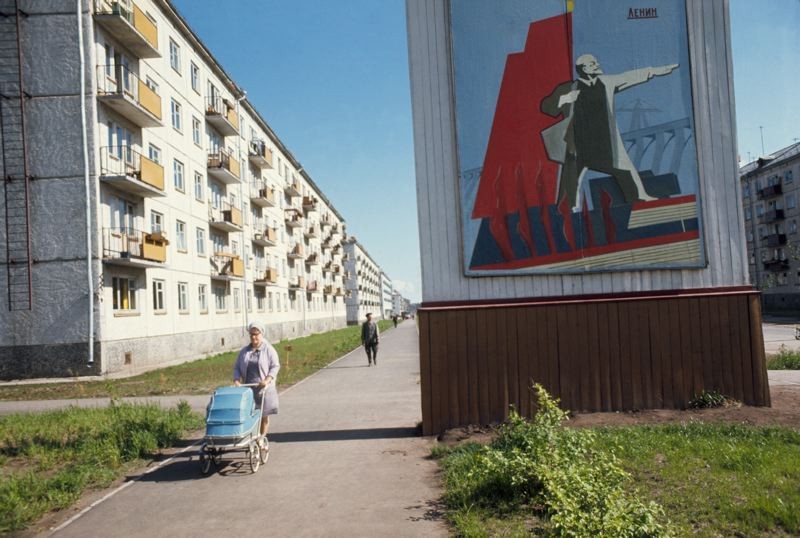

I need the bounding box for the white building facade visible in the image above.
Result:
[343,238,385,325]
[379,271,393,319]
[0,0,348,378]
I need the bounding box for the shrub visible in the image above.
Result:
[767,346,800,370]
[688,389,727,409]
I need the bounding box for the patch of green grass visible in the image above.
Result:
[0,321,396,401]
[593,423,800,537]
[0,401,202,532]
[767,346,800,370]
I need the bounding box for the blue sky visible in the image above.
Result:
[172,0,797,302]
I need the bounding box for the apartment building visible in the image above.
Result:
[392,291,410,317]
[379,271,393,319]
[741,141,800,312]
[343,238,386,325]
[0,0,349,378]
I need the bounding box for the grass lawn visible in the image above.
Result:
[0,320,395,401]
[0,402,203,532]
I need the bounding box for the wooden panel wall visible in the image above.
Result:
[418,290,769,435]
[406,0,749,303]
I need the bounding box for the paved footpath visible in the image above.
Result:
[29,322,446,537]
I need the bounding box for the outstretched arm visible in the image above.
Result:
[610,64,679,91]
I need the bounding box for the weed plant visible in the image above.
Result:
[767,346,800,370]
[436,385,669,537]
[688,389,728,409]
[0,401,202,531]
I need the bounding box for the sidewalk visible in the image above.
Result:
[37,322,446,537]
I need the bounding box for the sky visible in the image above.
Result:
[171,0,798,303]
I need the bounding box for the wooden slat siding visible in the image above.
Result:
[497,308,511,421]
[507,308,521,414]
[665,299,683,407]
[466,309,480,425]
[656,301,673,408]
[726,295,745,402]
[567,303,582,410]
[447,311,462,428]
[546,307,561,403]
[688,298,705,400]
[586,301,603,411]
[735,295,755,405]
[556,305,573,410]
[576,303,591,411]
[431,312,447,432]
[748,295,770,406]
[485,305,500,423]
[454,310,470,426]
[629,301,644,409]
[717,296,735,398]
[419,311,433,436]
[518,307,534,417]
[405,0,748,306]
[637,301,653,408]
[596,302,613,411]
[677,298,694,406]
[646,300,664,407]
[475,308,491,424]
[607,302,623,410]
[698,297,715,392]
[618,300,634,410]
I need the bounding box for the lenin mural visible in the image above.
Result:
[452,0,705,274]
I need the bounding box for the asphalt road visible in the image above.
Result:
[41,322,446,537]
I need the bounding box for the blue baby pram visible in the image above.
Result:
[199,385,269,474]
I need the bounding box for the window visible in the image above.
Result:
[744,207,751,221]
[153,279,165,311]
[791,220,798,234]
[148,143,161,164]
[145,76,159,93]
[214,286,226,311]
[756,204,764,217]
[178,282,189,312]
[190,227,204,256]
[198,284,208,312]
[190,61,199,92]
[150,211,163,233]
[171,99,182,131]
[192,116,202,146]
[169,38,181,72]
[743,183,750,198]
[194,172,203,200]
[112,277,137,311]
[173,159,184,191]
[246,289,252,312]
[176,220,187,251]
[233,288,241,312]
[786,170,794,183]
[275,292,281,312]
[788,194,797,209]
[284,293,288,312]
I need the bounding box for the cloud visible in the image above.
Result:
[392,279,420,302]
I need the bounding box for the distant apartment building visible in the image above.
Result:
[0,0,350,378]
[343,238,387,325]
[741,142,800,312]
[392,291,411,316]
[379,271,393,319]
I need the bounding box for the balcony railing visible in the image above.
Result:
[324,285,333,295]
[248,139,273,169]
[254,266,279,285]
[762,209,785,223]
[289,275,306,289]
[306,280,319,293]
[763,258,790,271]
[102,227,167,266]
[302,196,318,212]
[250,182,276,207]
[764,233,787,247]
[94,1,160,57]
[304,225,319,239]
[757,183,782,200]
[320,215,332,228]
[211,253,244,278]
[207,149,240,184]
[99,146,165,196]
[285,209,303,228]
[206,95,239,136]
[253,226,278,247]
[96,65,162,127]
[305,252,321,265]
[209,202,243,232]
[284,178,301,197]
[287,243,304,259]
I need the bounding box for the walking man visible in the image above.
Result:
[361,312,380,366]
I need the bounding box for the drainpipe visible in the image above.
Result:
[236,91,247,330]
[78,0,94,366]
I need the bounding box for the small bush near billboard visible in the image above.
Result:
[767,346,800,370]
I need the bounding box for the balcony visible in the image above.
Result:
[253,226,278,247]
[96,66,162,127]
[764,233,787,247]
[762,209,785,223]
[289,275,306,290]
[205,96,239,136]
[305,252,321,266]
[248,139,273,169]
[250,183,277,207]
[94,1,159,58]
[254,267,279,286]
[320,215,332,228]
[335,287,345,297]
[285,209,303,229]
[210,253,244,279]
[757,183,782,200]
[306,280,320,293]
[102,227,167,268]
[322,261,332,273]
[284,178,301,197]
[207,150,240,184]
[304,225,319,239]
[287,243,304,260]
[99,146,165,197]
[324,285,333,295]
[302,196,318,212]
[209,203,243,233]
[763,258,790,271]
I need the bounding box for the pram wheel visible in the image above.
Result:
[259,437,269,464]
[199,445,212,475]
[249,442,260,473]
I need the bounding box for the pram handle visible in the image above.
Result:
[235,382,273,387]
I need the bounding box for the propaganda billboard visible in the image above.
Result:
[452,0,705,274]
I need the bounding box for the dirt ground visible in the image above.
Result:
[440,385,800,445]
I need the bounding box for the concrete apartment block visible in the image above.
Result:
[0,0,351,378]
[343,237,386,325]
